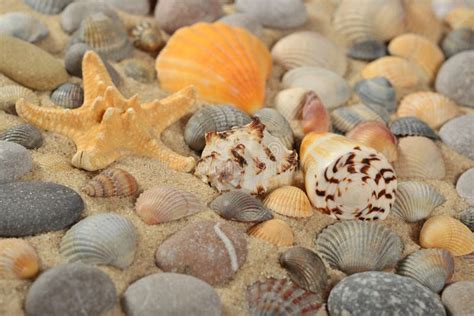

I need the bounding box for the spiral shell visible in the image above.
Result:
[354,77,396,113]
[24,0,72,14]
[347,39,386,61]
[315,221,404,274]
[263,186,313,218]
[254,108,294,149]
[59,213,138,269]
[247,219,294,246]
[389,117,439,140]
[50,83,84,109]
[0,124,43,149]
[81,168,139,198]
[0,239,39,279]
[460,207,474,231]
[131,21,164,54]
[0,85,38,115]
[209,191,273,222]
[331,103,386,133]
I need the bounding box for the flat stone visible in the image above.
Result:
[155,220,247,285]
[123,272,222,316]
[0,141,32,183]
[328,272,446,316]
[439,115,474,160]
[0,182,84,237]
[456,168,474,206]
[442,281,474,316]
[0,36,68,91]
[25,263,116,316]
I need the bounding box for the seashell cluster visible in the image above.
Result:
[50,83,84,109]
[131,21,164,54]
[254,108,294,149]
[389,117,439,140]
[331,103,387,134]
[0,239,39,279]
[24,0,73,14]
[0,124,43,149]
[81,168,139,198]
[210,191,272,222]
[0,85,38,115]
[354,77,396,113]
[248,219,294,246]
[263,186,313,218]
[0,12,48,43]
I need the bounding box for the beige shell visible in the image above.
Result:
[81,168,139,197]
[0,85,38,115]
[445,7,474,30]
[263,186,313,218]
[393,136,445,180]
[135,186,203,224]
[247,219,294,246]
[272,32,347,76]
[419,215,474,256]
[403,0,443,43]
[0,239,39,279]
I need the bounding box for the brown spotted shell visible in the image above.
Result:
[82,168,139,198]
[247,219,294,246]
[0,239,39,279]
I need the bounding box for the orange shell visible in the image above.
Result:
[0,239,39,279]
[247,219,294,246]
[445,7,474,30]
[156,22,272,114]
[263,186,313,218]
[403,0,443,43]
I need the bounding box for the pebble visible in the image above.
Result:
[101,0,149,15]
[60,1,120,34]
[439,115,474,160]
[218,13,263,37]
[155,220,247,286]
[456,168,474,206]
[0,36,68,91]
[0,182,84,237]
[0,12,48,43]
[123,273,222,316]
[0,141,32,183]
[25,263,117,316]
[442,281,474,316]
[328,272,446,316]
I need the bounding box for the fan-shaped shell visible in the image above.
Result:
[419,215,474,256]
[156,22,272,114]
[264,186,313,218]
[445,7,474,30]
[392,181,445,222]
[59,213,138,269]
[0,85,38,115]
[272,32,347,76]
[347,39,386,61]
[254,108,294,149]
[24,0,72,14]
[354,77,396,113]
[403,0,443,43]
[282,67,351,110]
[247,219,294,246]
[279,247,329,294]
[315,221,404,275]
[396,249,454,293]
[389,117,439,140]
[460,207,474,231]
[331,103,386,133]
[135,186,203,224]
[209,191,273,222]
[50,83,84,109]
[0,12,49,43]
[0,239,39,279]
[0,124,43,149]
[442,28,474,58]
[81,168,139,198]
[393,136,445,179]
[131,21,164,54]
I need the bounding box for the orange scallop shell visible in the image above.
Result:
[0,239,39,279]
[248,219,294,246]
[263,186,313,218]
[155,22,272,114]
[403,0,443,43]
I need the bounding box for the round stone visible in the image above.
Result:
[123,272,222,316]
[155,220,247,285]
[442,281,474,316]
[0,140,32,183]
[439,115,474,160]
[456,168,474,206]
[25,263,116,316]
[328,272,446,316]
[0,182,84,237]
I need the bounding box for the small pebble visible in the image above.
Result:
[456,168,474,206]
[0,141,32,183]
[123,59,156,83]
[60,1,120,34]
[0,124,43,149]
[442,281,474,316]
[219,13,263,37]
[0,182,84,237]
[439,115,474,160]
[0,12,48,43]
[25,263,117,316]
[123,273,222,316]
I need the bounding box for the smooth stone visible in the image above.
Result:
[218,13,263,37]
[0,182,84,237]
[0,141,32,183]
[328,272,446,316]
[439,115,474,160]
[60,2,120,34]
[155,220,247,286]
[99,0,149,15]
[0,12,48,43]
[442,281,474,316]
[123,273,222,316]
[0,36,68,91]
[456,168,474,206]
[25,263,116,316]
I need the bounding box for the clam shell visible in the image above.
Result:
[442,281,474,316]
[0,239,39,279]
[218,13,263,37]
[347,39,386,61]
[59,213,138,269]
[130,21,164,54]
[392,181,446,222]
[123,59,156,83]
[246,278,324,315]
[441,28,474,58]
[331,103,386,133]
[184,105,251,151]
[0,85,38,115]
[420,215,474,256]
[279,247,329,294]
[0,12,48,43]
[403,0,443,43]
[393,136,446,179]
[81,168,139,198]
[263,186,313,218]
[135,186,203,224]
[272,32,347,76]
[209,190,273,222]
[247,219,294,246]
[315,221,404,275]
[0,124,43,149]
[254,108,294,149]
[445,7,474,29]
[60,1,120,34]
[50,83,84,109]
[282,67,351,110]
[24,0,72,14]
[389,117,439,140]
[460,207,474,231]
[396,249,454,293]
[354,77,396,113]
[456,168,474,206]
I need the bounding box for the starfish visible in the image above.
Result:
[16,51,197,172]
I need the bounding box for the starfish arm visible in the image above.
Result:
[82,51,114,105]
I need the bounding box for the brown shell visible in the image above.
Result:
[130,21,164,54]
[247,219,294,246]
[263,186,313,218]
[0,239,39,279]
[82,168,139,197]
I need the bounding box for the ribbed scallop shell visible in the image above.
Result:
[0,124,43,149]
[354,77,396,113]
[279,247,329,294]
[389,117,439,140]
[460,207,474,231]
[254,108,294,149]
[50,83,84,109]
[185,105,251,151]
[445,7,474,29]
[315,221,404,274]
[419,215,474,256]
[248,219,294,246]
[396,249,454,293]
[392,181,445,222]
[403,0,443,43]
[131,21,164,54]
[209,191,273,222]
[393,136,445,179]
[59,213,138,269]
[397,92,460,129]
[346,121,398,162]
[282,67,351,110]
[24,0,72,14]
[331,103,386,133]
[347,39,387,62]
[246,278,324,316]
[263,186,313,218]
[135,186,203,224]
[0,85,38,115]
[272,32,347,75]
[0,239,39,279]
[81,168,139,198]
[156,22,272,114]
[442,28,474,58]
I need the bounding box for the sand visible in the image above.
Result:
[1,0,474,315]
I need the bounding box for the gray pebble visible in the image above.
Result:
[0,12,48,43]
[0,140,32,183]
[456,168,474,206]
[101,0,149,15]
[439,115,474,160]
[0,124,43,149]
[219,13,263,37]
[442,281,474,316]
